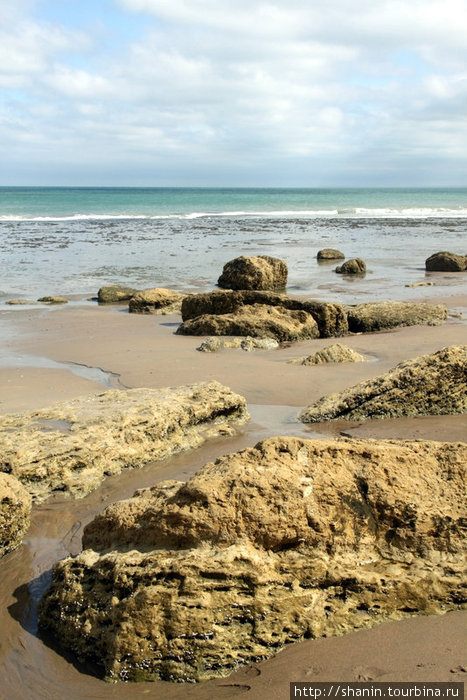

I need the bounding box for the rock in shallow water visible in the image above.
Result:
[289,342,367,365]
[217,255,288,290]
[299,345,467,422]
[39,435,467,683]
[0,382,249,502]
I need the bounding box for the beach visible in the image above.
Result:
[0,283,466,699]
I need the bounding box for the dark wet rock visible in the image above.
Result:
[335,258,366,274]
[97,286,139,303]
[346,301,447,332]
[217,255,288,290]
[317,248,345,260]
[425,251,467,272]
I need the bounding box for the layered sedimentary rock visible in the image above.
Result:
[217,255,288,290]
[128,288,186,314]
[289,343,366,365]
[0,474,32,557]
[40,436,467,682]
[0,382,248,502]
[347,301,447,332]
[317,248,345,260]
[180,290,348,338]
[425,251,467,272]
[299,345,467,423]
[97,286,139,303]
[336,258,366,274]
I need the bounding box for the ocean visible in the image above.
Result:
[0,187,466,303]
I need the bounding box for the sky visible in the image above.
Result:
[1,0,466,186]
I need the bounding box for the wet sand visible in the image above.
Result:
[0,291,466,699]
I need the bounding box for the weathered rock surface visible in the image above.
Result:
[0,473,32,558]
[39,436,467,683]
[180,290,348,339]
[97,286,139,303]
[128,288,186,314]
[5,299,38,305]
[346,301,447,332]
[317,248,345,260]
[0,382,248,502]
[299,345,467,423]
[425,251,467,272]
[177,304,320,342]
[289,343,366,365]
[37,296,68,304]
[197,336,279,352]
[217,255,288,290]
[336,258,366,274]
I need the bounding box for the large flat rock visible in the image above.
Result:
[299,345,467,423]
[40,436,466,682]
[0,382,248,502]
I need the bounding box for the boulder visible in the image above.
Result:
[39,435,467,682]
[197,336,279,352]
[217,255,288,290]
[37,296,68,304]
[0,473,32,558]
[425,251,467,272]
[336,258,366,274]
[177,304,319,342]
[317,248,345,261]
[346,301,447,333]
[181,290,348,339]
[299,345,467,423]
[97,286,139,303]
[289,343,366,365]
[0,382,248,503]
[128,288,186,314]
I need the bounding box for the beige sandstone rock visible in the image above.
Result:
[197,336,279,352]
[37,296,68,304]
[40,436,467,682]
[0,473,32,557]
[0,382,248,502]
[128,287,186,314]
[347,301,447,332]
[289,343,367,365]
[97,285,139,303]
[317,248,345,260]
[217,255,288,290]
[299,345,467,423]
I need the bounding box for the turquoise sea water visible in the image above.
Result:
[0,187,466,302]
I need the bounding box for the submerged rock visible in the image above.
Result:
[0,382,248,502]
[425,251,467,272]
[97,286,139,303]
[40,435,467,682]
[299,345,467,423]
[128,288,186,314]
[317,248,345,260]
[335,258,366,274]
[289,343,366,365]
[217,255,288,290]
[346,301,447,332]
[0,474,32,557]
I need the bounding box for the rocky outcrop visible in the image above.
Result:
[180,290,348,339]
[346,301,447,332]
[97,286,139,303]
[317,248,345,260]
[177,304,319,342]
[336,258,366,274]
[39,435,467,682]
[197,336,279,352]
[0,382,248,502]
[425,251,467,272]
[128,288,186,314]
[289,343,366,365]
[217,255,288,290]
[0,474,32,558]
[299,345,467,423]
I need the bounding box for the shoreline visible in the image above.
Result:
[0,287,466,698]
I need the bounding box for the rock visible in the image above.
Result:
[425,251,467,272]
[336,258,366,274]
[177,304,319,342]
[181,290,348,339]
[217,255,288,290]
[289,343,366,365]
[0,382,248,503]
[405,281,435,288]
[37,296,68,304]
[128,288,186,314]
[346,301,447,333]
[299,345,467,422]
[0,473,32,558]
[5,299,38,305]
[197,336,279,352]
[317,248,345,260]
[39,435,467,682]
[97,286,139,303]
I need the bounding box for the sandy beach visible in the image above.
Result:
[0,289,466,700]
